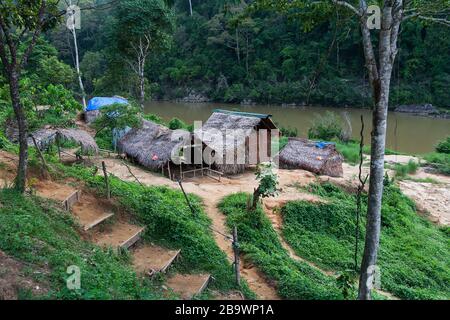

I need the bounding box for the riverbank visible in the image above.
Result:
[143,100,450,154]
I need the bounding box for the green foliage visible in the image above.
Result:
[308,111,343,141]
[168,117,187,130]
[279,126,298,138]
[435,136,450,154]
[93,103,142,135]
[254,162,278,200]
[19,81,82,130]
[0,188,161,299]
[143,113,166,125]
[281,183,450,299]
[219,192,345,299]
[423,152,450,175]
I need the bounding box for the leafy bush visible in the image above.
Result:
[308,111,343,141]
[219,193,345,299]
[168,117,188,130]
[393,159,419,178]
[423,152,450,175]
[279,126,298,138]
[281,183,450,299]
[435,136,450,154]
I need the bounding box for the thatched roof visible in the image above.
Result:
[194,110,277,175]
[117,120,188,171]
[278,138,344,177]
[84,110,101,123]
[28,128,99,154]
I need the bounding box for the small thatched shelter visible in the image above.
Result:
[28,128,99,154]
[278,138,344,177]
[117,120,188,172]
[195,109,278,175]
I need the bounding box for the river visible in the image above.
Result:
[144,101,450,154]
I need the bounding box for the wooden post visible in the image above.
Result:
[177,179,196,216]
[102,161,110,199]
[56,133,61,161]
[167,162,172,181]
[233,226,241,286]
[30,134,49,177]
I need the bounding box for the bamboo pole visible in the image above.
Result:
[102,161,110,199]
[30,134,49,177]
[233,226,241,286]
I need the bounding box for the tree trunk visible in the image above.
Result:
[9,69,28,193]
[252,187,260,210]
[139,59,145,110]
[358,2,399,299]
[188,0,193,16]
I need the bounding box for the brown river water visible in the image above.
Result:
[144,101,450,154]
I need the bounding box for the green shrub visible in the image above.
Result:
[423,152,450,175]
[435,136,450,154]
[279,126,298,138]
[308,111,343,141]
[281,183,450,300]
[168,117,188,130]
[393,159,419,178]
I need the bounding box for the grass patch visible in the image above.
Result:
[423,152,450,176]
[281,183,450,300]
[219,193,346,300]
[393,159,419,178]
[0,188,161,300]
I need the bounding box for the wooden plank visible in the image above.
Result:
[120,227,145,249]
[84,212,114,231]
[196,274,211,296]
[62,190,81,211]
[160,249,181,273]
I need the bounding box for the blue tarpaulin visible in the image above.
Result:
[85,97,128,111]
[315,141,335,149]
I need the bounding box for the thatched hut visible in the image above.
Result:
[278,138,343,177]
[117,120,188,173]
[195,109,278,175]
[28,127,99,154]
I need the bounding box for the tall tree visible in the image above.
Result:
[67,0,87,108]
[0,0,60,192]
[115,0,174,109]
[256,0,449,299]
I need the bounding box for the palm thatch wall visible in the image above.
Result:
[278,138,344,177]
[29,128,99,154]
[117,120,187,171]
[195,110,277,175]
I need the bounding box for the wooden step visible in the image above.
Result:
[71,194,114,231]
[93,221,145,249]
[166,274,211,299]
[34,180,80,210]
[132,244,180,276]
